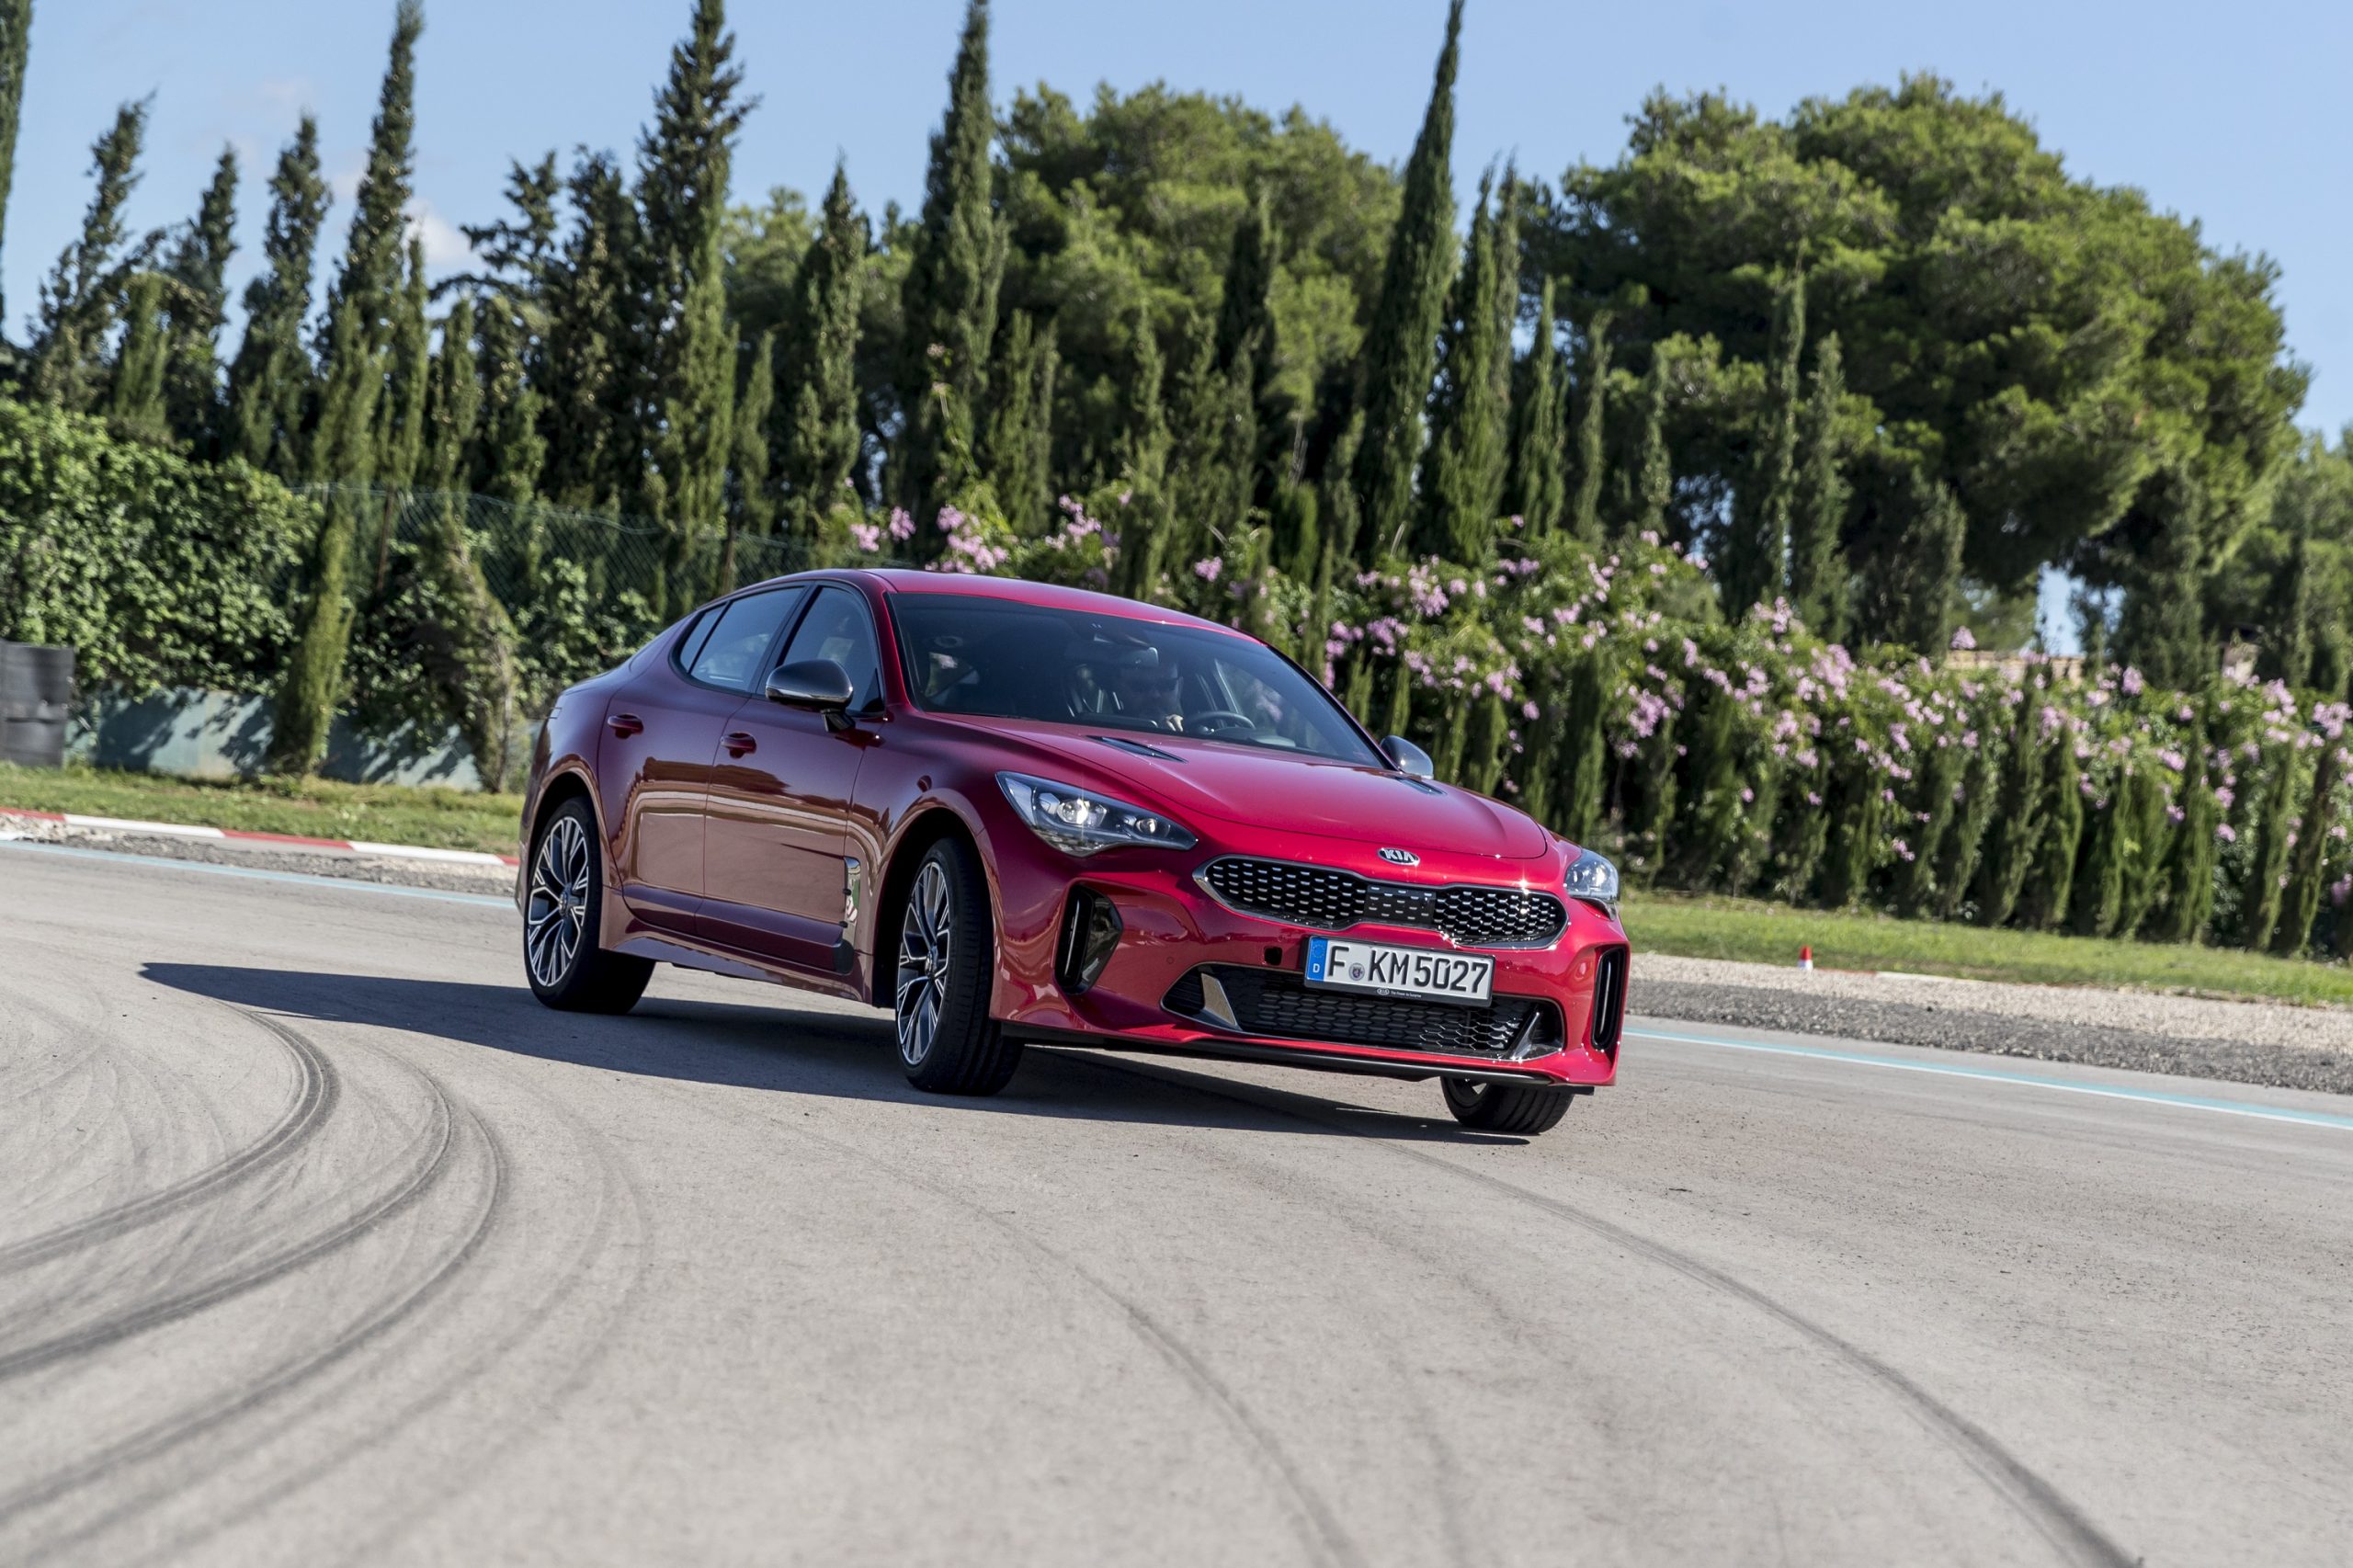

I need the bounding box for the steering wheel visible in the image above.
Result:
[1186,710,1256,735]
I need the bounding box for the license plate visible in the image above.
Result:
[1304,937,1494,1006]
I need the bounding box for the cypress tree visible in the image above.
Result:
[1973,686,2051,926]
[476,302,548,510]
[2018,759,2085,931]
[2153,720,2219,943]
[28,99,153,411]
[1555,651,1608,842]
[426,300,483,494]
[1564,310,1613,543]
[896,0,1006,536]
[2240,741,2307,950]
[1350,0,1461,562]
[778,159,865,533]
[1505,278,1566,535]
[983,311,1057,535]
[1625,348,1672,540]
[104,270,172,440]
[1630,710,1681,882]
[1879,470,1965,654]
[375,236,431,491]
[0,0,29,330]
[160,147,239,450]
[1417,173,1514,562]
[540,151,636,508]
[722,328,777,590]
[1933,719,2003,921]
[1113,314,1172,601]
[1897,735,1968,917]
[1212,188,1278,396]
[2115,466,2210,689]
[2261,523,2315,687]
[2273,739,2342,956]
[273,3,424,776]
[225,117,331,477]
[1720,269,1802,613]
[638,0,750,558]
[1789,332,1848,639]
[2068,787,2127,938]
[2112,762,2172,939]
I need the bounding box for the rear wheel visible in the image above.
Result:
[1440,1077,1575,1136]
[894,837,1024,1096]
[524,797,653,1014]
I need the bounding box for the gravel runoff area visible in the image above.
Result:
[10,815,2351,1096]
[1634,952,2353,1096]
[0,812,515,896]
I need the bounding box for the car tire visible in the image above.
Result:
[893,836,1023,1096]
[1439,1077,1575,1135]
[524,797,654,1014]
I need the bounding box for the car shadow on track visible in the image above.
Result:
[140,964,1531,1145]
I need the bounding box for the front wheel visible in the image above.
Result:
[1440,1077,1575,1136]
[893,837,1023,1096]
[524,798,653,1014]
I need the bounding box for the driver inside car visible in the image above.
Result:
[1109,646,1187,732]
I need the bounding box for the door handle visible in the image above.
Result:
[608,712,644,738]
[723,732,757,757]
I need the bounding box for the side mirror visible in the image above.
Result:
[1382,735,1435,778]
[767,659,858,730]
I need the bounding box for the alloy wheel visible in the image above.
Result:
[526,814,592,989]
[896,860,953,1066]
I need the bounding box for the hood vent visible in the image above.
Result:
[1092,734,1182,762]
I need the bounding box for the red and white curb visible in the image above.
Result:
[0,806,517,867]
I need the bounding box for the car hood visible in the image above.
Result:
[977,719,1552,861]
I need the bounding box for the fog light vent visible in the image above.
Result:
[1057,888,1123,995]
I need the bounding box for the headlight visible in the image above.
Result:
[1564,847,1620,915]
[997,773,1196,857]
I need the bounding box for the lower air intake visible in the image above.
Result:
[1164,966,1561,1060]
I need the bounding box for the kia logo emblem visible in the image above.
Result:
[1378,847,1419,867]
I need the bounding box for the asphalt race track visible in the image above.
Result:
[5,840,2349,1567]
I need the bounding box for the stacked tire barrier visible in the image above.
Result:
[0,643,74,768]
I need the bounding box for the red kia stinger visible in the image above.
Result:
[516,569,1629,1135]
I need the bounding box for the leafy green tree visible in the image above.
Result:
[1417,172,1514,562]
[225,116,330,477]
[1564,310,1612,542]
[778,161,865,532]
[374,237,430,491]
[28,99,154,411]
[2018,756,2084,930]
[1870,468,1965,653]
[637,0,751,557]
[2273,739,2342,956]
[475,301,547,509]
[896,0,1005,537]
[1506,278,1565,533]
[1972,687,2049,926]
[1933,715,2002,920]
[0,0,29,331]
[2239,741,2308,950]
[1113,313,1172,599]
[323,0,423,359]
[1350,0,1461,561]
[1789,332,1848,638]
[160,148,238,450]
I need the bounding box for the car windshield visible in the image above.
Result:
[890,593,1385,767]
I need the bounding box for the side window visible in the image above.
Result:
[779,586,882,710]
[676,608,722,672]
[684,587,805,692]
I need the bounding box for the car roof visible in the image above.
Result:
[767,567,1249,638]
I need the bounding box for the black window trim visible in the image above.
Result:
[670,583,814,698]
[779,580,889,715]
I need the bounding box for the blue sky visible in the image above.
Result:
[11,1,2347,644]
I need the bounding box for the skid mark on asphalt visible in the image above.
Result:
[0,1006,339,1272]
[668,1074,1367,1568]
[1063,1052,2138,1568]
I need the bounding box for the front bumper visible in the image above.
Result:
[985,841,1627,1088]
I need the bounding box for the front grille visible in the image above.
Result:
[1165,966,1561,1059]
[1198,858,1567,949]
